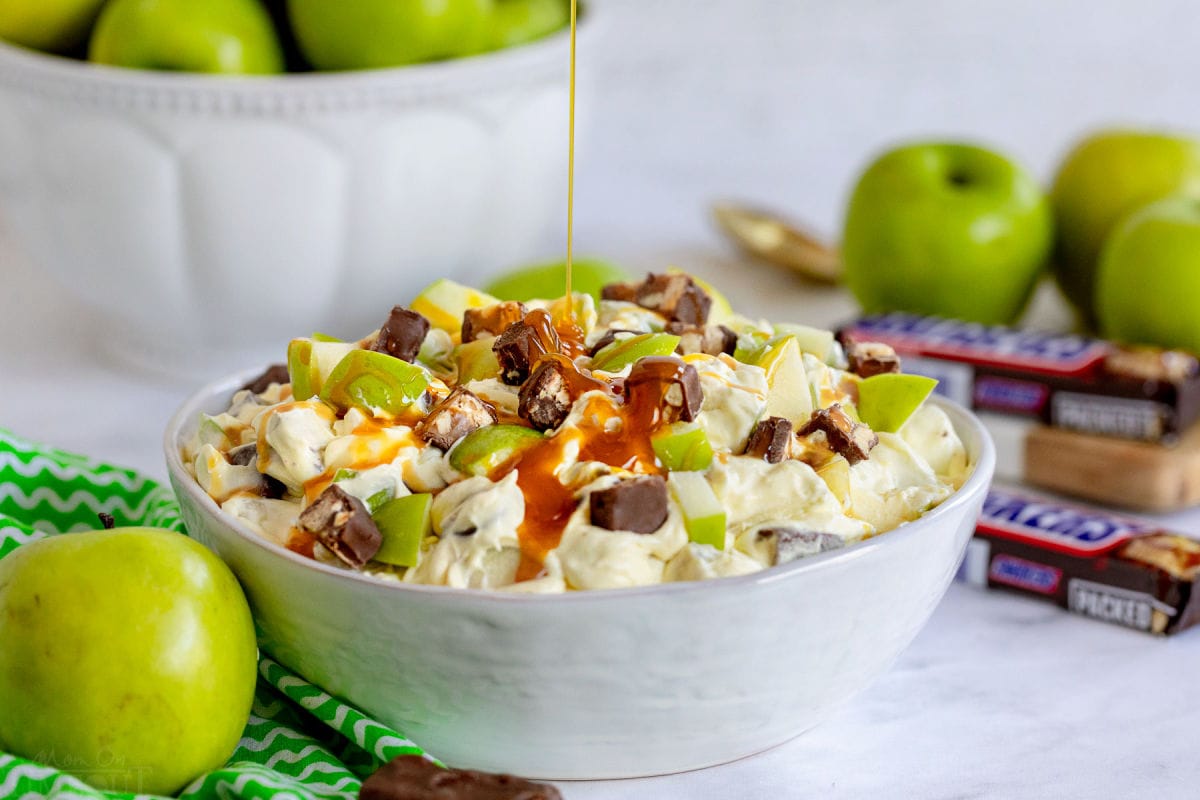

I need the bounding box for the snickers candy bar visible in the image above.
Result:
[493,312,560,386]
[241,363,290,395]
[360,755,562,800]
[635,272,712,325]
[745,416,793,463]
[624,356,703,422]
[462,301,528,344]
[372,307,431,363]
[665,321,738,357]
[590,475,669,534]
[1103,346,1200,384]
[417,387,497,450]
[298,485,381,569]
[757,526,844,566]
[844,340,901,378]
[518,358,574,431]
[797,404,877,464]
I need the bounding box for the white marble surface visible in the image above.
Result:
[4,1,1200,797]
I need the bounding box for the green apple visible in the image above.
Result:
[1051,130,1200,324]
[857,373,937,433]
[667,472,726,550]
[0,0,105,53]
[651,421,714,472]
[410,279,501,335]
[0,528,256,795]
[488,0,569,50]
[756,336,814,424]
[320,349,430,417]
[89,0,284,74]
[1095,196,1200,354]
[772,323,835,361]
[455,337,503,383]
[817,456,851,505]
[484,258,630,304]
[667,267,735,325]
[288,338,357,400]
[591,332,681,372]
[287,0,493,71]
[374,493,434,567]
[842,142,1052,324]
[448,423,544,476]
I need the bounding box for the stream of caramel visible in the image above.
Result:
[563,0,578,314]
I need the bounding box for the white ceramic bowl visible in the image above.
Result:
[165,369,995,779]
[0,25,589,374]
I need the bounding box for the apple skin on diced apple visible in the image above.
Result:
[288,338,358,400]
[668,471,726,550]
[757,336,815,425]
[410,279,500,335]
[319,349,430,417]
[455,337,503,383]
[651,422,714,472]
[373,493,433,568]
[591,332,681,373]
[857,373,938,433]
[448,424,545,477]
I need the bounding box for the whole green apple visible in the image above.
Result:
[842,142,1052,324]
[484,257,630,303]
[488,0,569,50]
[287,0,494,71]
[0,528,257,795]
[1051,130,1200,325]
[0,0,106,53]
[1095,196,1200,354]
[89,0,284,74]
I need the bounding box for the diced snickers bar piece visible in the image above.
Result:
[600,281,640,303]
[634,273,712,326]
[241,363,290,395]
[372,307,431,363]
[745,416,793,463]
[462,301,528,344]
[298,485,382,569]
[797,403,878,464]
[844,340,901,378]
[360,755,562,800]
[493,313,559,386]
[666,321,738,357]
[624,356,703,422]
[417,387,497,450]
[589,475,669,534]
[757,526,844,566]
[518,358,574,431]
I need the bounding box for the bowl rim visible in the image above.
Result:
[164,366,996,606]
[0,6,598,113]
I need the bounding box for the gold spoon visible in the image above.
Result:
[711,202,843,284]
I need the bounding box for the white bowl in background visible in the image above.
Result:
[0,23,591,375]
[165,368,996,780]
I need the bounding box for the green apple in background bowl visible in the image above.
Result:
[484,257,630,303]
[0,0,105,53]
[90,0,284,74]
[489,0,570,50]
[1095,195,1200,354]
[0,528,258,795]
[842,142,1052,325]
[1051,129,1200,326]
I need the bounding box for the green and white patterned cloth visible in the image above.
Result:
[0,428,433,799]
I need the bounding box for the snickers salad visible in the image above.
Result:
[182,271,971,592]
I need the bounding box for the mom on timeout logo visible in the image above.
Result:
[29,748,156,793]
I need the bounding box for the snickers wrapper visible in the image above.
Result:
[839,313,1200,443]
[959,487,1200,635]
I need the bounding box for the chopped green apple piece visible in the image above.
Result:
[455,337,503,383]
[591,332,681,372]
[651,422,714,472]
[365,488,394,514]
[332,468,359,483]
[733,331,770,364]
[319,349,430,417]
[668,472,726,550]
[448,424,544,477]
[817,456,851,506]
[857,373,938,433]
[288,338,358,400]
[485,258,630,303]
[196,414,230,450]
[757,336,815,424]
[410,278,500,334]
[373,493,433,568]
[667,267,734,325]
[772,323,835,361]
[312,332,343,343]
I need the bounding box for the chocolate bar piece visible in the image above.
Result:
[298,485,381,569]
[745,416,792,463]
[518,358,574,431]
[493,312,560,386]
[462,301,528,344]
[226,444,286,498]
[666,321,738,357]
[417,387,497,450]
[634,273,712,326]
[797,404,877,464]
[372,307,431,363]
[600,281,640,303]
[962,487,1200,635]
[360,755,562,800]
[843,340,901,378]
[624,356,703,422]
[241,363,290,395]
[757,527,843,565]
[590,475,669,534]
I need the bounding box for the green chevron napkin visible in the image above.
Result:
[0,428,432,799]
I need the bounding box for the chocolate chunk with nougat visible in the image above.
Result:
[624,356,703,422]
[359,755,562,800]
[757,526,844,565]
[589,475,670,534]
[240,363,290,395]
[416,387,497,450]
[371,307,431,363]
[518,358,574,431]
[602,273,713,325]
[844,339,901,378]
[745,416,793,463]
[297,485,382,569]
[493,313,560,386]
[461,301,528,344]
[1104,346,1200,384]
[665,321,738,357]
[797,404,878,464]
[600,281,640,303]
